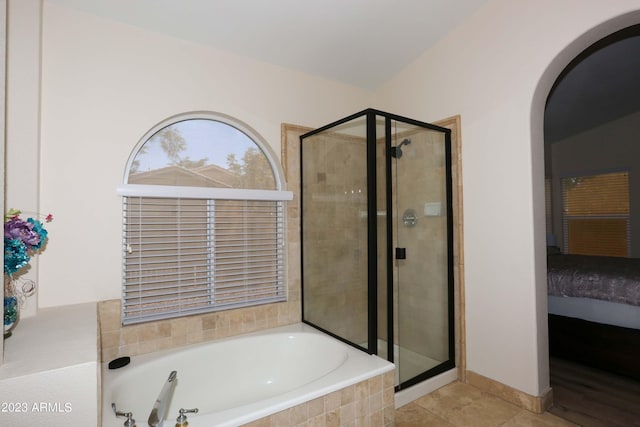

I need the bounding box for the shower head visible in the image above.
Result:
[391,138,411,159]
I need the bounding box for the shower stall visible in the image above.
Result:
[300,108,454,391]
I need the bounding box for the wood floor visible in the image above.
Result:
[549,356,640,426]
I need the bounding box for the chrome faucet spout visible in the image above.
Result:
[148,370,177,427]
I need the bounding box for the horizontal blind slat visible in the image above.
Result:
[122,196,286,325]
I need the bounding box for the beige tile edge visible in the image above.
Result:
[434,115,466,383]
[465,370,553,414]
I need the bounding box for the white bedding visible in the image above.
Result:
[548,295,640,330]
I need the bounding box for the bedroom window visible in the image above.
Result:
[561,171,629,257]
[117,112,293,325]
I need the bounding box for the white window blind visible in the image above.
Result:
[561,171,630,257]
[122,196,286,324]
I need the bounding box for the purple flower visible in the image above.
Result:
[3,210,52,277]
[27,218,48,250]
[4,216,41,251]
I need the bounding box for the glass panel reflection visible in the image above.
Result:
[301,115,369,348]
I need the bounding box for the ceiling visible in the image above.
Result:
[46,0,490,89]
[544,26,640,143]
[46,1,640,142]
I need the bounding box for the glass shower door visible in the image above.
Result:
[393,123,453,388]
[301,109,455,391]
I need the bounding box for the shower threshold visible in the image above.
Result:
[367,339,442,386]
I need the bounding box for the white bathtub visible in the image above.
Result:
[102,323,394,427]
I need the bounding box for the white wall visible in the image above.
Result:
[551,111,640,257]
[6,0,41,318]
[376,0,640,397]
[9,0,640,401]
[0,0,6,362]
[35,2,373,307]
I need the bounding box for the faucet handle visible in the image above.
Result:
[175,407,199,427]
[111,403,136,427]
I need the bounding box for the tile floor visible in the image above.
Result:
[395,381,578,427]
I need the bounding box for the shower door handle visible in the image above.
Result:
[395,248,406,260]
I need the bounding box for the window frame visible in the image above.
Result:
[117,111,293,325]
[560,169,630,257]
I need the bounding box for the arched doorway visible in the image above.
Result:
[531,11,640,421]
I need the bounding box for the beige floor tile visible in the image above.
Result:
[395,402,457,427]
[442,395,523,427]
[395,382,584,427]
[412,382,522,427]
[501,410,580,427]
[412,381,486,413]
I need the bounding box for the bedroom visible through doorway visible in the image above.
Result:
[543,22,640,425]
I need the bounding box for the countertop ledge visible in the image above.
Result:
[0,302,98,380]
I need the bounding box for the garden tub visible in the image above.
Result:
[101,323,394,426]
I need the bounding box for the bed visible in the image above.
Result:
[547,253,640,381]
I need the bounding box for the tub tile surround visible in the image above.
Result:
[241,371,395,427]
[98,299,301,361]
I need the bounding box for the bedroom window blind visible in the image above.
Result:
[119,112,292,325]
[561,171,629,257]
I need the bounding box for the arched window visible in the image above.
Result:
[117,112,292,325]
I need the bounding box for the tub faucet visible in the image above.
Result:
[175,407,199,427]
[112,403,136,427]
[147,370,178,427]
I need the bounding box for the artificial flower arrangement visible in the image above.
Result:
[4,208,53,333]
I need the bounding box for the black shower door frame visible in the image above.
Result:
[300,108,455,391]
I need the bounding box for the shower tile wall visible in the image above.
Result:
[302,132,369,345]
[303,127,449,364]
[394,130,449,363]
